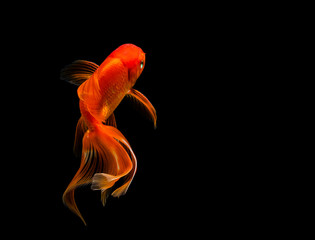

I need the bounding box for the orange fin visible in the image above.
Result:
[90,126,137,200]
[63,125,134,225]
[91,138,137,199]
[73,116,88,157]
[111,140,137,197]
[61,60,99,85]
[62,187,87,226]
[100,190,110,206]
[102,113,117,128]
[126,88,157,128]
[63,129,97,226]
[91,173,119,191]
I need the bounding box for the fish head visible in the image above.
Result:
[110,44,146,87]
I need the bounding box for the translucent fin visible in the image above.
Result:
[91,141,137,198]
[63,123,134,225]
[73,116,88,157]
[91,173,119,191]
[61,60,99,85]
[102,113,117,128]
[62,186,87,226]
[126,88,157,128]
[63,129,96,226]
[111,141,137,197]
[100,126,138,198]
[101,190,110,206]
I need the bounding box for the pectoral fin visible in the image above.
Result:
[126,88,157,128]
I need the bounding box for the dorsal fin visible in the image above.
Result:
[61,60,99,86]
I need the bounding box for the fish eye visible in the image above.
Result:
[140,60,144,69]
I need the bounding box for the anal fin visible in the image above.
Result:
[102,113,117,128]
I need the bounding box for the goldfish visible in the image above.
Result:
[61,44,157,225]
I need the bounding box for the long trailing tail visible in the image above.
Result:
[62,121,137,225]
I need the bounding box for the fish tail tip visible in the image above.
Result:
[80,216,87,226]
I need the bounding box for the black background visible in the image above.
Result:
[4,6,257,238]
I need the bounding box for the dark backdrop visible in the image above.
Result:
[6,8,252,238]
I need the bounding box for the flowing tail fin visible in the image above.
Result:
[62,123,137,225]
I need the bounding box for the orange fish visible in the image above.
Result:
[61,44,156,225]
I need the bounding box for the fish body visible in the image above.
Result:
[61,44,156,225]
[78,44,146,125]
